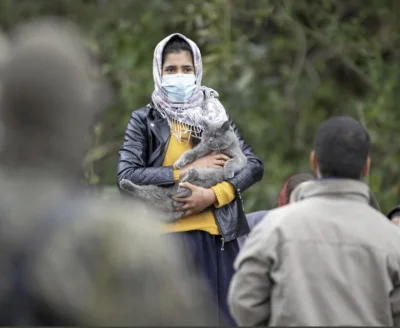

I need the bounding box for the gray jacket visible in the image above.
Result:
[228,179,400,326]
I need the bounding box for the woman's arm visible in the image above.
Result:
[227,115,264,193]
[211,182,236,208]
[211,116,264,208]
[116,110,175,187]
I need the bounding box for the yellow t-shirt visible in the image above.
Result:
[163,123,236,235]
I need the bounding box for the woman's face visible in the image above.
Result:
[162,51,194,76]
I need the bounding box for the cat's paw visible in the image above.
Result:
[184,168,199,182]
[119,179,136,192]
[172,200,184,208]
[175,187,192,198]
[173,211,186,221]
[224,167,235,179]
[173,158,187,169]
[174,153,196,169]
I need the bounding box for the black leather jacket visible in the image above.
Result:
[116,105,264,243]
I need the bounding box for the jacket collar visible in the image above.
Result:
[148,117,170,145]
[147,105,171,166]
[290,178,370,205]
[147,104,170,144]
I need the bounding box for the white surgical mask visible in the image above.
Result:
[161,74,196,102]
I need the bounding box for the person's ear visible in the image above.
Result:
[361,156,370,177]
[309,151,318,172]
[221,120,230,131]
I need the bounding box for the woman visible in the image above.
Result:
[238,173,315,247]
[117,33,263,325]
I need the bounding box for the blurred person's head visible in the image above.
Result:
[0,18,110,181]
[387,205,400,226]
[310,116,370,180]
[0,30,10,71]
[278,173,315,207]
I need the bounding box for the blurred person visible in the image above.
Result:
[277,173,315,207]
[238,172,315,248]
[0,30,9,69]
[228,116,400,326]
[0,19,218,326]
[387,205,400,225]
[116,33,263,325]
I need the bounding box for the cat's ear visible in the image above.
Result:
[202,120,212,133]
[221,120,230,131]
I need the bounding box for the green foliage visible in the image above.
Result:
[1,0,399,213]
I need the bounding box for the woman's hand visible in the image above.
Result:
[172,182,217,217]
[179,152,230,175]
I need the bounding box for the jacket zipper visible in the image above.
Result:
[214,187,245,251]
[213,209,226,251]
[237,187,245,212]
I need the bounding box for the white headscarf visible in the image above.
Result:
[151,33,227,142]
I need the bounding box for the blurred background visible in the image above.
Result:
[1,0,399,213]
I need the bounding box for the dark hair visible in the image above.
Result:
[286,173,315,201]
[387,204,400,220]
[162,35,193,67]
[314,116,370,179]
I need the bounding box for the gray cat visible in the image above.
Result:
[119,120,247,222]
[173,120,247,179]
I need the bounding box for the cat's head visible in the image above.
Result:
[201,120,236,150]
